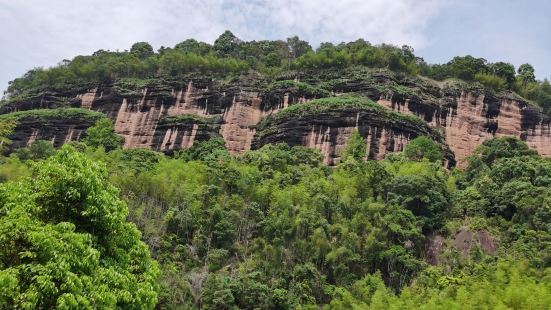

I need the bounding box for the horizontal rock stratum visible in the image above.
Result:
[2,68,551,167]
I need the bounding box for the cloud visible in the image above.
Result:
[0,0,449,92]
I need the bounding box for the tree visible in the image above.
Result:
[130,42,154,59]
[490,62,516,85]
[286,36,312,60]
[214,31,241,57]
[468,136,537,167]
[174,39,212,55]
[341,129,366,162]
[0,119,16,153]
[83,118,124,151]
[386,174,450,230]
[518,63,536,85]
[0,146,158,309]
[13,140,55,161]
[447,55,488,80]
[404,136,443,162]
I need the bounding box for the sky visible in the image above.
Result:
[1,0,550,94]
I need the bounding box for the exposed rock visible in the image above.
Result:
[426,226,499,265]
[0,108,105,149]
[252,97,454,165]
[3,69,551,166]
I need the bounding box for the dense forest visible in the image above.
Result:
[0,117,550,309]
[3,31,551,113]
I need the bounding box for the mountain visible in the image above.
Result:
[1,33,550,309]
[2,66,551,168]
[2,33,551,168]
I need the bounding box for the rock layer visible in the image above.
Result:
[3,70,551,166]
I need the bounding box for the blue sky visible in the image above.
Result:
[1,0,549,94]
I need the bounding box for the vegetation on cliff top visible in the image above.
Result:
[157,113,223,126]
[259,96,426,126]
[3,31,551,112]
[0,107,106,122]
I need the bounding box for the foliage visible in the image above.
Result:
[13,140,55,161]
[0,120,16,153]
[474,72,506,90]
[341,129,366,162]
[404,136,444,162]
[177,137,230,164]
[130,42,155,59]
[0,108,105,123]
[466,136,537,167]
[0,135,549,309]
[0,146,158,309]
[327,260,551,309]
[3,32,551,112]
[83,118,124,151]
[518,63,536,85]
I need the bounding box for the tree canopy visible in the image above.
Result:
[0,145,159,309]
[5,32,551,113]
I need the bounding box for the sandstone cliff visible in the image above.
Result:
[2,68,550,166]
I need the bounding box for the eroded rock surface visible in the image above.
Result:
[426,226,499,265]
[3,69,551,165]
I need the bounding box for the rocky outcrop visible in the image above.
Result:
[0,108,105,149]
[253,97,454,165]
[2,69,551,166]
[426,226,499,265]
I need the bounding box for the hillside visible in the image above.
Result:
[2,32,551,167]
[0,33,550,309]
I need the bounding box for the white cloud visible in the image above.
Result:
[0,0,450,92]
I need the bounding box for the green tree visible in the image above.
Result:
[447,55,488,80]
[0,146,158,309]
[83,118,124,151]
[179,137,229,163]
[404,136,443,162]
[386,174,450,230]
[13,140,55,161]
[490,62,516,85]
[468,136,537,167]
[341,129,366,161]
[286,36,312,59]
[0,120,16,153]
[174,39,212,55]
[214,31,241,57]
[518,63,536,85]
[130,42,154,59]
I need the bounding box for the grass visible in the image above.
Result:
[0,108,106,122]
[157,114,222,126]
[260,95,426,127]
[267,80,331,98]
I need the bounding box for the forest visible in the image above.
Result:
[0,118,550,309]
[3,31,551,113]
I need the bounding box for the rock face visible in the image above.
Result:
[2,69,551,165]
[253,98,454,165]
[426,226,499,265]
[0,109,105,149]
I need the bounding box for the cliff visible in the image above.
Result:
[2,68,551,166]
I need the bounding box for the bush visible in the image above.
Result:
[404,136,444,162]
[83,118,124,151]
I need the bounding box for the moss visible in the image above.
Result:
[114,78,173,98]
[260,96,426,129]
[0,108,106,122]
[267,80,331,98]
[157,114,222,126]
